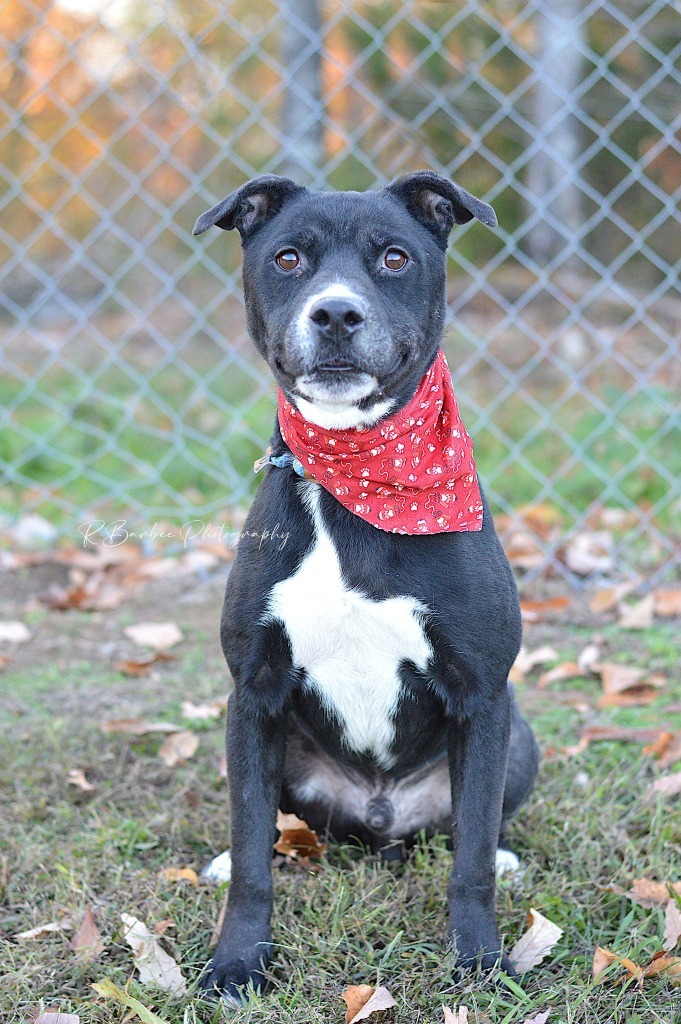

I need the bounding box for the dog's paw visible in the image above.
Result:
[495,848,521,876]
[199,944,270,1002]
[454,943,517,979]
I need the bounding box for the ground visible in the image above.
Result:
[0,557,680,1023]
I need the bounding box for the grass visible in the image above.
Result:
[2,332,680,538]
[1,579,680,1023]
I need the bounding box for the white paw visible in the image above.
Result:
[202,849,232,883]
[495,848,521,876]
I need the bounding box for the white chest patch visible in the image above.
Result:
[263,488,432,768]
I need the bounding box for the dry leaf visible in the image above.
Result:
[342,985,396,1023]
[42,573,125,611]
[522,1013,551,1024]
[564,530,613,576]
[577,642,601,674]
[509,908,563,972]
[157,867,199,887]
[598,663,645,695]
[33,1013,81,1024]
[642,951,681,983]
[0,620,31,642]
[644,772,681,803]
[588,582,636,614]
[120,912,187,997]
[564,725,664,757]
[642,732,676,758]
[618,594,655,630]
[67,768,95,792]
[91,978,170,1024]
[442,1007,468,1024]
[274,810,326,861]
[123,622,183,650]
[625,878,681,908]
[664,901,681,951]
[537,662,582,689]
[511,646,559,682]
[343,985,375,1022]
[0,654,11,669]
[70,906,105,961]
[592,945,643,986]
[157,730,199,767]
[15,914,76,940]
[181,699,227,720]
[114,653,176,676]
[520,597,570,623]
[654,589,681,617]
[100,718,181,735]
[657,732,681,770]
[153,919,175,936]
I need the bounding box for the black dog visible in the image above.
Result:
[193,171,539,999]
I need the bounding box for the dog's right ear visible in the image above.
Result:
[193,175,307,238]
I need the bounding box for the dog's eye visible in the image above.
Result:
[383,248,408,272]
[275,249,300,271]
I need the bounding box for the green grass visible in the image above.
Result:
[1,600,680,1023]
[2,337,679,538]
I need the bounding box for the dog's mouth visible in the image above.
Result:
[308,360,363,376]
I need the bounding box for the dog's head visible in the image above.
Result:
[194,172,496,429]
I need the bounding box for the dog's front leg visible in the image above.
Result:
[447,682,514,975]
[201,691,287,1000]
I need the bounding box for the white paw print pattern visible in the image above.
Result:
[277,349,483,535]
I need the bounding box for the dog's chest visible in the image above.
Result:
[264,489,432,767]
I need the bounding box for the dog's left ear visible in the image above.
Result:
[386,171,497,245]
[193,174,307,238]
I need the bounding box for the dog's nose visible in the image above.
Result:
[308,297,365,336]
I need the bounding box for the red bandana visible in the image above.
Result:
[277,349,483,535]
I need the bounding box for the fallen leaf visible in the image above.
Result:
[644,772,681,803]
[564,530,613,576]
[67,768,95,792]
[624,878,681,908]
[598,663,645,695]
[157,730,199,767]
[510,645,559,683]
[42,573,125,611]
[70,906,104,961]
[642,732,676,758]
[33,1012,81,1024]
[153,919,175,935]
[657,732,681,770]
[642,951,681,983]
[509,908,563,972]
[654,589,681,617]
[123,623,183,650]
[592,946,643,986]
[274,810,326,861]
[0,654,11,669]
[15,914,76,940]
[522,1013,551,1024]
[181,698,227,720]
[157,867,199,887]
[619,594,655,630]
[588,582,637,614]
[664,901,681,951]
[120,913,187,997]
[114,653,176,676]
[537,662,582,689]
[342,985,396,1023]
[100,718,181,735]
[0,620,31,642]
[442,1007,468,1024]
[91,978,170,1023]
[564,725,664,757]
[577,641,602,674]
[520,597,570,623]
[503,530,546,570]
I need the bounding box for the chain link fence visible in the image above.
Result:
[1,0,679,582]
